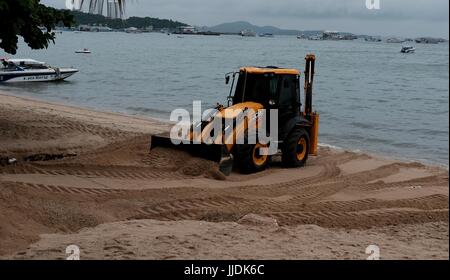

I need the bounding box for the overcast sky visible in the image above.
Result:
[43,0,449,37]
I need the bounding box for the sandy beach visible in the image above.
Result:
[0,92,448,260]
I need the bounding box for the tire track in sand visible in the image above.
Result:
[9,182,128,196]
[0,163,190,180]
[264,209,449,228]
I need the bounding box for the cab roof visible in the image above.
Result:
[240,66,300,75]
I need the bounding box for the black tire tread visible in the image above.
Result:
[282,128,310,167]
[235,135,269,174]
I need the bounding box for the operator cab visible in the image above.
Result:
[226,67,302,123]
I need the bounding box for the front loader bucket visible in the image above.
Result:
[150,135,234,176]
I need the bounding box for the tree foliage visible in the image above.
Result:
[71,10,187,30]
[0,0,73,54]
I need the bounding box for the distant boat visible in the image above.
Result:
[259,33,274,38]
[0,58,78,83]
[240,29,256,37]
[401,46,416,53]
[386,38,405,43]
[125,27,142,34]
[415,37,443,44]
[75,48,91,54]
[308,35,322,40]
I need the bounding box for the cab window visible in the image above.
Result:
[278,75,299,112]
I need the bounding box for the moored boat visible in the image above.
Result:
[259,33,274,38]
[0,58,78,83]
[75,48,91,54]
[400,46,416,53]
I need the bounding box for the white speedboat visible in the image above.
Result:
[401,46,416,53]
[0,58,78,83]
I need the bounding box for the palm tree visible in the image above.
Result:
[74,0,126,18]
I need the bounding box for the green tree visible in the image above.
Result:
[0,0,128,55]
[0,0,73,54]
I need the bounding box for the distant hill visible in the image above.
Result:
[208,21,322,36]
[69,10,187,30]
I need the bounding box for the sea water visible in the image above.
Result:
[1,32,448,165]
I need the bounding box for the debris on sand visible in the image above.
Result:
[0,156,17,166]
[23,152,77,162]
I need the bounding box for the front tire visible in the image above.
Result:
[282,128,310,167]
[235,142,270,174]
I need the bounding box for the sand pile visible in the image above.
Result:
[145,147,225,179]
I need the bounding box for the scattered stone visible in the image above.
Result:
[0,156,17,166]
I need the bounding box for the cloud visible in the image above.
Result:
[251,0,448,21]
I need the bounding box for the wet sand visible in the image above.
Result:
[0,92,448,260]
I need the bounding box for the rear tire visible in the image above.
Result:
[282,128,310,168]
[235,137,270,174]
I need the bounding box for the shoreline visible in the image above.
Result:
[1,90,447,169]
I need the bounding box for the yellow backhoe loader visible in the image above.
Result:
[150,54,319,175]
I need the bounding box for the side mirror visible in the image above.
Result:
[225,75,230,84]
